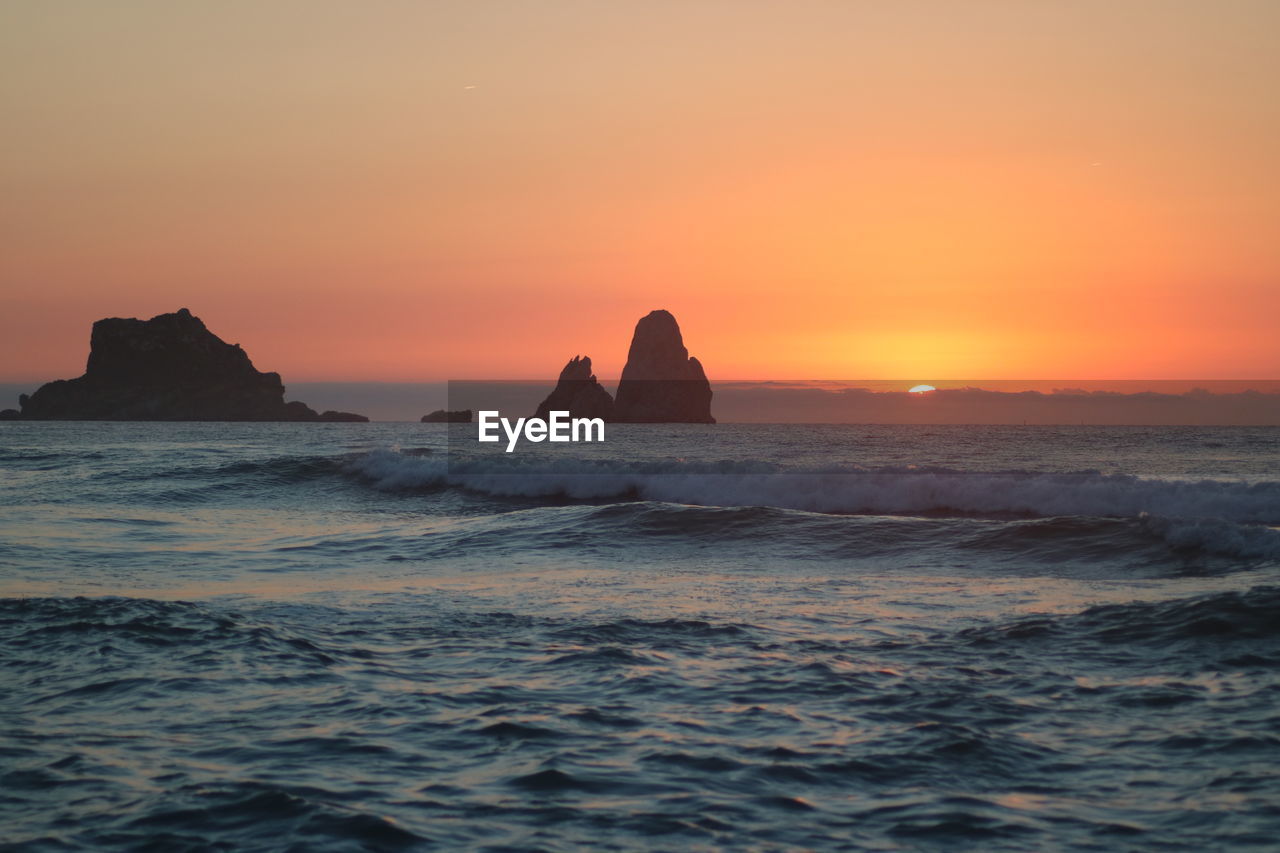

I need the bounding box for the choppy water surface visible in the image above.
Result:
[2,422,1279,850]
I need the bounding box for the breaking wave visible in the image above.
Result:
[347,449,1280,526]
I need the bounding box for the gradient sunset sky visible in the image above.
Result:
[2,1,1277,382]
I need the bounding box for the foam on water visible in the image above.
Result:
[349,448,1280,523]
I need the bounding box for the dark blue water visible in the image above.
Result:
[2,423,1279,850]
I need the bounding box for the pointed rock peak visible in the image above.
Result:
[618,310,700,382]
[637,309,680,333]
[559,355,595,381]
[534,354,614,420]
[627,310,685,357]
[614,310,714,423]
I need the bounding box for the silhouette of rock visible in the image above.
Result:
[534,356,614,420]
[318,410,370,422]
[612,310,714,423]
[0,409,19,420]
[16,308,369,421]
[421,409,473,423]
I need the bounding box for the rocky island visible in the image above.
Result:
[532,310,714,423]
[421,409,473,423]
[12,308,368,422]
[613,310,714,423]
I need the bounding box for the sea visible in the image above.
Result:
[2,421,1279,851]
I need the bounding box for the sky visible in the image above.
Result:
[2,1,1278,383]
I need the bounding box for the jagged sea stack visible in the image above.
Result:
[612,310,714,423]
[534,355,614,420]
[17,308,367,421]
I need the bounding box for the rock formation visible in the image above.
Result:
[421,409,473,423]
[534,355,614,421]
[612,310,714,423]
[15,308,368,422]
[317,410,370,422]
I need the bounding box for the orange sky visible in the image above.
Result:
[2,1,1277,382]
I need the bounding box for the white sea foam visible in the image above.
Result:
[346,450,1280,526]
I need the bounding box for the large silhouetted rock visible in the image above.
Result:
[612,310,714,423]
[16,308,369,421]
[534,356,614,420]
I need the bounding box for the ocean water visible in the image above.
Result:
[2,422,1279,851]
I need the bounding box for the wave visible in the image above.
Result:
[961,585,1280,651]
[222,499,1274,570]
[1074,585,1280,644]
[100,454,344,486]
[346,449,1280,526]
[1137,515,1280,561]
